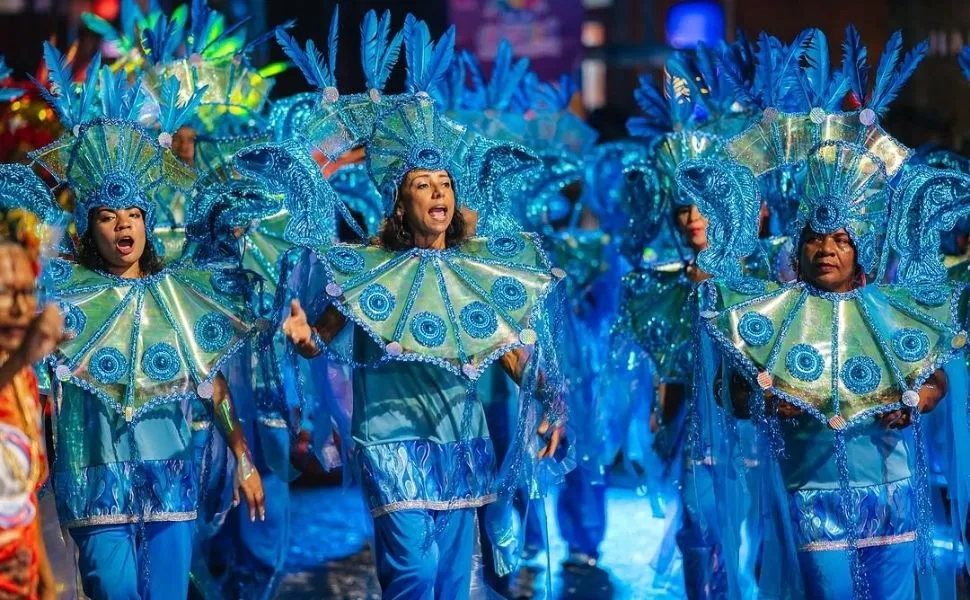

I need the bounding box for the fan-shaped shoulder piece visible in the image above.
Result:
[699,279,966,429]
[615,261,695,383]
[48,259,262,421]
[287,232,562,380]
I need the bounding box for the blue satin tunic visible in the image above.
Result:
[351,331,497,517]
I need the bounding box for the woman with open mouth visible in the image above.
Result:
[26,46,265,600]
[274,14,571,596]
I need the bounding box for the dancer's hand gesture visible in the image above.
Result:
[282,299,318,357]
[537,415,563,460]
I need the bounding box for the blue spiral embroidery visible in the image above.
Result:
[142,343,182,381]
[195,313,233,353]
[487,235,526,258]
[491,277,527,311]
[727,277,766,296]
[47,258,72,284]
[891,328,930,363]
[460,302,498,339]
[359,284,396,322]
[738,312,773,347]
[410,312,447,348]
[89,348,128,385]
[810,203,844,232]
[62,304,86,337]
[855,234,876,273]
[211,271,244,297]
[912,286,947,307]
[840,356,881,394]
[785,344,824,381]
[327,247,365,274]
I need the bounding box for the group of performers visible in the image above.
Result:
[1,2,970,599]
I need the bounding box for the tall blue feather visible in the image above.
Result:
[404,15,455,94]
[37,43,74,126]
[960,46,970,82]
[803,29,830,105]
[870,31,903,107]
[327,6,339,80]
[486,40,529,111]
[869,38,927,116]
[841,25,869,104]
[360,9,403,91]
[156,75,207,133]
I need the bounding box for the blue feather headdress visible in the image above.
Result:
[620,38,760,262]
[677,27,970,286]
[28,42,198,239]
[276,9,543,235]
[276,7,409,162]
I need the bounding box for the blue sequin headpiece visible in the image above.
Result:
[367,97,472,216]
[676,27,970,284]
[132,0,285,136]
[622,38,758,260]
[277,9,544,234]
[28,42,197,238]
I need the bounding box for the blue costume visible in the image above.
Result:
[270,11,571,599]
[602,38,774,598]
[675,26,970,599]
[19,40,264,598]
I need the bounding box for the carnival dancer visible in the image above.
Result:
[677,26,970,599]
[24,43,265,599]
[268,14,568,599]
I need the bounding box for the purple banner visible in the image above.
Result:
[449,0,584,81]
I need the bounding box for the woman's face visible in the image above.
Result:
[399,169,455,244]
[0,244,36,354]
[798,228,858,292]
[91,207,147,275]
[674,204,709,252]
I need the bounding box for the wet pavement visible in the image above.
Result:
[278,484,682,599]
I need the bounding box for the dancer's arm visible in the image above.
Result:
[499,348,563,460]
[212,374,266,521]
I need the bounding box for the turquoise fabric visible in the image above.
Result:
[351,331,490,445]
[779,416,912,491]
[53,384,198,527]
[350,330,496,515]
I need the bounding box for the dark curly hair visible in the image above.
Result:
[378,178,467,251]
[75,209,165,276]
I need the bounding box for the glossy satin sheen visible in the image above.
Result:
[48,260,258,418]
[705,280,964,425]
[319,232,557,379]
[352,332,495,516]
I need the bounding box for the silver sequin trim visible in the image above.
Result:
[370,494,497,518]
[63,511,198,529]
[799,531,916,552]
